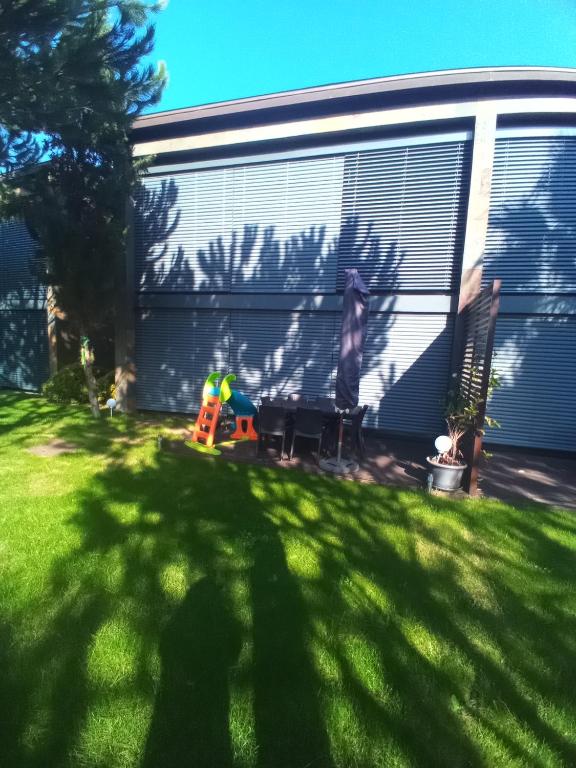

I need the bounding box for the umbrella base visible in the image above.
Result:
[319,456,359,475]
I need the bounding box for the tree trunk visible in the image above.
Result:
[80,332,100,418]
[84,360,101,418]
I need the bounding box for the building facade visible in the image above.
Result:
[120,68,576,452]
[2,68,575,453]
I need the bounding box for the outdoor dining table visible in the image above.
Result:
[262,397,338,457]
[264,397,337,416]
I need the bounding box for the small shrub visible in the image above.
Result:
[43,364,115,406]
[439,367,502,465]
[43,364,89,404]
[96,370,117,405]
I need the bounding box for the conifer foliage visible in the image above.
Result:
[1,1,166,416]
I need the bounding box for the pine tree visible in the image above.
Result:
[0,1,165,170]
[1,1,166,415]
[1,1,92,170]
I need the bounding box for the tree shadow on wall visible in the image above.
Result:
[486,141,576,296]
[133,161,472,439]
[134,177,403,412]
[135,178,196,292]
[480,139,576,454]
[213,217,402,404]
[132,164,465,439]
[227,221,336,292]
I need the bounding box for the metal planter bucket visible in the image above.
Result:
[426,457,467,492]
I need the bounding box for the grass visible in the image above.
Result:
[1,391,575,768]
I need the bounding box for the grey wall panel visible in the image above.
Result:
[358,313,454,436]
[229,310,339,402]
[484,136,576,293]
[0,310,49,391]
[485,315,576,451]
[135,309,230,412]
[137,291,456,314]
[338,140,471,291]
[499,295,576,316]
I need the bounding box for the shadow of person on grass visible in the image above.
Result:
[251,531,335,768]
[137,456,335,768]
[142,577,241,768]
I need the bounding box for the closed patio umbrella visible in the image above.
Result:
[321,268,370,474]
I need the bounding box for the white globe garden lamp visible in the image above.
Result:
[106,398,117,418]
[434,435,452,455]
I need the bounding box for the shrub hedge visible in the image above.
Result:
[43,364,116,406]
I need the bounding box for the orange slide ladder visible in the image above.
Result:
[190,373,222,448]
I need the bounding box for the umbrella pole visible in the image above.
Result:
[320,411,358,475]
[337,413,343,463]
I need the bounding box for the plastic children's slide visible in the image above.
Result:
[220,374,258,440]
[187,372,257,454]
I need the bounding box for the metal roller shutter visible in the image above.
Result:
[338,140,471,290]
[135,170,235,293]
[484,136,576,293]
[230,310,339,403]
[359,313,454,436]
[135,309,230,412]
[0,219,45,306]
[482,132,576,451]
[136,305,456,437]
[230,156,344,292]
[136,154,345,294]
[485,315,576,451]
[0,220,48,392]
[0,310,49,391]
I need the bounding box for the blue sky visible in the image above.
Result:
[146,0,576,112]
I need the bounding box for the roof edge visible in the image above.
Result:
[133,67,576,131]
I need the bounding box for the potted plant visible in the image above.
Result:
[427,370,500,491]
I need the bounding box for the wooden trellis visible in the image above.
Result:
[458,279,501,494]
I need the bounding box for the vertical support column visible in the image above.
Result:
[450,107,497,375]
[115,196,137,412]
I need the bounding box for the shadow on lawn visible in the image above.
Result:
[2,418,576,767]
[142,578,242,768]
[0,390,69,441]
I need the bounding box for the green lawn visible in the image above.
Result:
[1,391,575,768]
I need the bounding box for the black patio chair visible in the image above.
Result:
[257,404,288,460]
[343,404,369,458]
[289,407,326,462]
